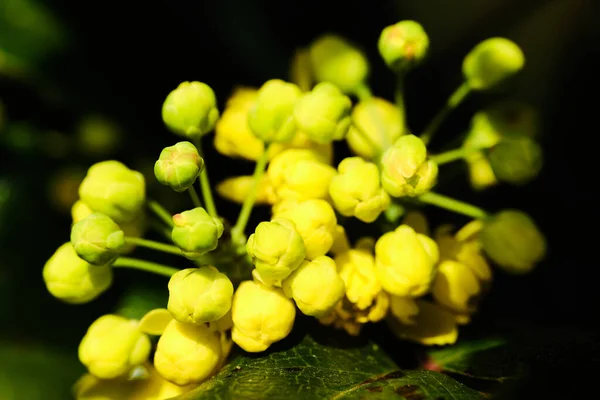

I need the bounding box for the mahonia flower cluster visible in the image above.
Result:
[42,19,547,399]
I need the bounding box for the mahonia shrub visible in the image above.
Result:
[42,19,546,399]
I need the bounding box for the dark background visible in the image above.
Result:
[1,0,598,398]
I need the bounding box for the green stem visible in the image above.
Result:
[418,191,489,220]
[124,237,183,256]
[195,139,218,218]
[113,257,179,277]
[188,186,202,208]
[231,143,271,242]
[430,146,487,165]
[147,200,174,227]
[394,71,407,121]
[420,82,471,145]
[149,220,172,241]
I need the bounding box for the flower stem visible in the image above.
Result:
[430,146,486,165]
[231,144,271,242]
[113,257,179,277]
[418,191,489,219]
[195,139,218,218]
[188,186,202,208]
[395,71,407,121]
[124,237,183,256]
[147,200,174,228]
[420,82,471,145]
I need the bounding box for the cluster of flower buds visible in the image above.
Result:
[42,19,547,399]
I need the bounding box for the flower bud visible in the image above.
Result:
[375,225,439,297]
[289,48,314,92]
[330,224,351,256]
[346,97,405,160]
[70,213,125,265]
[469,101,539,141]
[216,175,276,205]
[78,160,145,223]
[432,260,481,314]
[273,199,337,259]
[283,256,345,317]
[162,81,219,138]
[171,207,224,259]
[154,320,222,385]
[73,373,138,400]
[294,82,352,143]
[378,20,429,71]
[402,210,429,236]
[214,87,265,160]
[246,218,306,285]
[463,38,525,90]
[167,267,234,324]
[232,280,296,352]
[267,148,336,202]
[381,135,438,197]
[329,157,390,223]
[268,130,334,164]
[130,364,195,400]
[335,247,380,310]
[480,210,546,274]
[79,315,151,379]
[465,152,498,191]
[247,79,302,143]
[488,137,543,185]
[43,243,112,304]
[154,141,204,192]
[71,200,94,223]
[389,295,419,325]
[309,35,369,94]
[387,300,458,346]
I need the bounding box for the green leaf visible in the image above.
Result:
[175,332,484,400]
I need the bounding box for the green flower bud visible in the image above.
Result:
[247,79,302,143]
[480,210,546,274]
[381,135,438,197]
[78,160,145,223]
[309,34,369,94]
[79,314,151,379]
[43,243,113,304]
[70,213,125,265]
[293,82,352,144]
[463,38,525,90]
[378,20,429,71]
[488,137,543,185]
[167,267,234,325]
[246,218,306,286]
[171,207,224,259]
[162,81,219,138]
[154,141,204,192]
[470,101,539,141]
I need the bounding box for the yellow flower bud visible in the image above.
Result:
[167,267,234,324]
[389,295,419,325]
[267,148,336,202]
[247,218,306,285]
[162,81,219,139]
[216,175,276,205]
[375,225,439,297]
[432,260,481,314]
[381,135,438,197]
[378,20,429,71]
[346,98,405,160]
[130,364,195,400]
[463,38,525,90]
[154,320,222,385]
[71,200,94,223]
[171,207,224,259]
[70,213,125,266]
[319,290,389,336]
[78,160,145,224]
[481,210,546,274]
[273,199,337,259]
[43,243,112,304]
[283,256,345,317]
[154,141,204,193]
[329,224,351,256]
[231,280,296,352]
[289,48,314,92]
[248,79,302,143]
[294,82,352,144]
[79,315,151,379]
[329,157,390,223]
[335,248,380,310]
[402,210,429,236]
[268,130,334,164]
[465,152,498,191]
[309,35,369,94]
[387,300,458,346]
[73,373,137,400]
[214,87,265,160]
